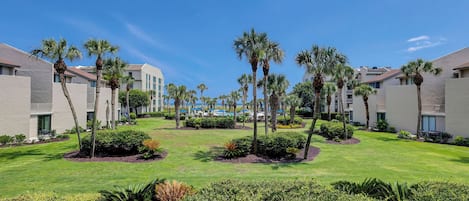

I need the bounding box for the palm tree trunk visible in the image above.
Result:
[417,85,422,138]
[90,70,102,158]
[339,87,348,139]
[111,89,116,129]
[304,91,321,159]
[59,74,82,150]
[175,100,180,128]
[233,104,237,128]
[263,76,268,135]
[327,95,331,121]
[270,94,278,133]
[252,70,258,154]
[290,106,295,125]
[126,89,130,124]
[242,92,246,128]
[364,96,370,130]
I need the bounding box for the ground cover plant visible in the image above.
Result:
[0,118,468,198]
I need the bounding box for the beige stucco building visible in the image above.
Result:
[124,64,164,114]
[0,43,116,141]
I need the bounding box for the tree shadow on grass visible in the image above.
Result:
[263,161,309,170]
[0,144,76,161]
[193,147,224,162]
[373,136,402,142]
[450,156,469,164]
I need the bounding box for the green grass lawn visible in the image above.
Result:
[0,118,468,198]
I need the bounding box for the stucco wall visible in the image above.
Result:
[52,83,87,133]
[445,78,469,138]
[0,76,31,138]
[386,85,419,133]
[351,93,377,127]
[461,69,469,78]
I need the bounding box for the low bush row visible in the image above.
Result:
[318,121,354,140]
[224,132,306,159]
[185,117,235,129]
[80,130,151,156]
[0,134,26,145]
[164,114,186,120]
[454,136,469,147]
[277,116,304,125]
[142,112,166,118]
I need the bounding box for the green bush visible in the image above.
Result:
[80,130,151,156]
[410,181,469,201]
[99,178,165,201]
[454,136,468,146]
[319,122,354,140]
[14,134,26,144]
[398,130,412,139]
[1,192,100,201]
[129,112,137,120]
[0,135,14,145]
[142,112,165,117]
[185,117,234,129]
[164,113,186,120]
[388,126,396,133]
[185,179,373,201]
[63,126,86,134]
[277,116,304,125]
[376,119,388,131]
[231,137,252,157]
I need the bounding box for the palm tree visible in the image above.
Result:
[234,28,269,154]
[123,76,134,123]
[296,45,338,159]
[285,94,302,125]
[84,39,119,158]
[401,59,442,137]
[31,38,83,150]
[354,84,377,129]
[186,90,197,116]
[260,40,285,135]
[265,74,289,132]
[331,63,354,138]
[237,73,253,128]
[197,83,207,111]
[103,57,127,129]
[229,90,241,126]
[323,82,337,121]
[167,84,187,128]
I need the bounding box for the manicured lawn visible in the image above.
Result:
[0,118,468,198]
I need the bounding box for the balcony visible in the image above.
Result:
[346,89,353,95]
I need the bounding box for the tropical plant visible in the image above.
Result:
[99,178,165,201]
[84,39,118,158]
[354,84,377,129]
[296,45,339,159]
[400,59,442,137]
[123,76,134,123]
[197,83,207,111]
[284,94,302,125]
[234,28,269,154]
[229,90,241,125]
[31,38,83,150]
[331,63,354,139]
[260,40,285,135]
[187,90,198,116]
[292,81,315,114]
[263,74,289,132]
[237,73,253,128]
[167,83,187,128]
[156,180,193,201]
[323,82,337,121]
[103,57,126,129]
[118,90,149,116]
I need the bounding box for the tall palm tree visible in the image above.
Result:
[230,90,241,125]
[237,73,253,128]
[123,76,134,123]
[167,84,187,128]
[265,74,289,132]
[332,63,354,138]
[323,82,337,121]
[103,57,127,129]
[197,83,207,111]
[31,38,83,149]
[354,84,377,130]
[296,45,338,159]
[84,39,118,158]
[260,40,285,135]
[401,59,442,137]
[186,89,197,116]
[284,94,302,125]
[234,28,268,154]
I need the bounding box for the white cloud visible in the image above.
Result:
[407,35,430,42]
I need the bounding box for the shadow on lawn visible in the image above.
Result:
[193,147,224,162]
[263,161,309,170]
[450,156,469,164]
[373,136,402,142]
[0,144,76,161]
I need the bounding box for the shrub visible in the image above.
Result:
[86,120,102,130]
[332,178,412,201]
[277,116,304,125]
[277,124,304,129]
[14,134,26,144]
[63,126,86,134]
[248,132,306,159]
[155,180,193,201]
[99,178,165,201]
[295,108,313,117]
[388,126,396,133]
[223,141,241,159]
[231,137,252,157]
[398,130,412,139]
[454,136,469,146]
[185,117,234,129]
[319,122,354,140]
[164,114,186,120]
[320,112,340,120]
[286,147,300,159]
[0,135,14,145]
[143,112,165,117]
[2,192,100,201]
[376,119,388,131]
[410,181,469,201]
[184,179,373,201]
[80,130,151,156]
[140,139,162,159]
[129,112,137,120]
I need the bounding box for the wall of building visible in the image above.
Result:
[385,85,419,133]
[461,69,469,78]
[52,83,87,133]
[351,93,377,127]
[445,78,469,138]
[29,116,38,140]
[0,76,31,139]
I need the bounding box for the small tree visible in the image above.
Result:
[103,57,127,129]
[167,84,187,128]
[322,82,337,121]
[354,84,377,129]
[285,94,302,125]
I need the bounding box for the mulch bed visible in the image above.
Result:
[0,137,70,148]
[63,150,168,163]
[325,137,360,145]
[215,146,320,164]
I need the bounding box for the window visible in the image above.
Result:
[0,67,3,75]
[90,81,96,87]
[54,74,60,83]
[347,95,353,99]
[153,76,156,83]
[422,116,436,132]
[128,72,133,77]
[158,78,162,84]
[87,112,94,121]
[38,115,51,135]
[369,82,380,89]
[377,112,386,121]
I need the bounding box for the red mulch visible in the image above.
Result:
[63,150,167,163]
[215,146,320,164]
[325,137,360,145]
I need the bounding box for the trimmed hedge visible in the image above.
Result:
[80,130,151,156]
[321,112,340,120]
[0,192,100,201]
[319,122,354,140]
[164,114,186,120]
[142,112,165,117]
[277,116,304,125]
[185,117,235,129]
[185,180,374,201]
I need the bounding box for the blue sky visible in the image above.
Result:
[2,0,469,97]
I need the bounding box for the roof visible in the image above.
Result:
[0,58,20,68]
[127,64,144,71]
[67,67,97,80]
[363,69,401,83]
[453,61,469,70]
[53,68,75,77]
